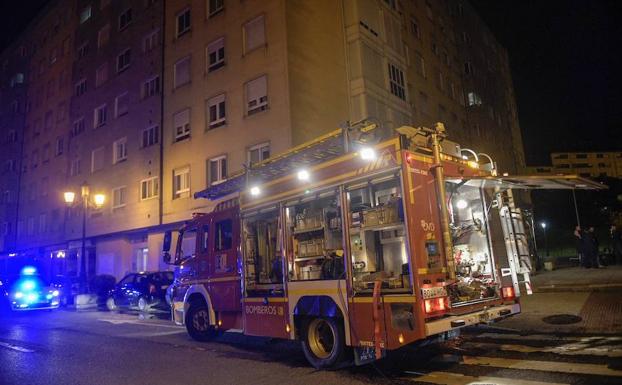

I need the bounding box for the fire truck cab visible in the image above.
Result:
[163,123,603,369]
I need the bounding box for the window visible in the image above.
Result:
[208,0,224,16]
[117,49,131,73]
[44,111,54,131]
[436,69,444,91]
[388,63,406,100]
[70,158,81,176]
[215,219,232,251]
[415,52,426,78]
[244,15,266,53]
[177,8,191,37]
[206,38,225,72]
[112,186,127,209]
[141,125,159,148]
[174,56,191,88]
[49,47,58,65]
[32,151,39,169]
[55,137,64,156]
[95,63,108,87]
[1,222,10,236]
[80,6,92,24]
[78,42,89,58]
[91,147,104,172]
[464,61,473,75]
[467,92,482,106]
[245,75,268,115]
[7,130,17,143]
[206,94,226,129]
[119,8,133,30]
[38,214,46,234]
[142,76,160,98]
[62,37,71,55]
[57,102,66,122]
[115,92,129,117]
[113,138,128,163]
[173,109,191,141]
[94,104,108,128]
[208,155,227,186]
[75,78,87,96]
[248,142,270,165]
[42,143,50,163]
[173,167,190,199]
[143,29,160,52]
[4,159,15,172]
[384,0,396,10]
[72,118,85,137]
[411,19,421,39]
[98,24,110,48]
[140,177,159,200]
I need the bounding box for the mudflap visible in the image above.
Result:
[354,346,386,366]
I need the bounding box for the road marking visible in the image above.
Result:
[0,341,34,353]
[124,330,187,337]
[404,371,569,385]
[98,318,182,329]
[465,341,622,358]
[476,333,622,342]
[461,356,622,377]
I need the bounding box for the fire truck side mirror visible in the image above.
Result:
[163,230,172,252]
[162,231,172,264]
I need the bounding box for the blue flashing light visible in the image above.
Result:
[14,291,23,299]
[26,293,38,303]
[21,280,36,291]
[21,266,37,276]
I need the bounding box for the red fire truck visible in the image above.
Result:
[163,123,602,368]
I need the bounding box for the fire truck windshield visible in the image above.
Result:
[172,227,198,264]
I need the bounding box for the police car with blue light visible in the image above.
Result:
[3,266,60,311]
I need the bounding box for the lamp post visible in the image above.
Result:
[540,222,549,258]
[63,183,105,293]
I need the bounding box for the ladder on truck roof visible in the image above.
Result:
[498,189,533,296]
[195,123,382,200]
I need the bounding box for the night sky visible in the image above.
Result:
[1,0,620,166]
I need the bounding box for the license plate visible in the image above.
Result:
[354,346,384,366]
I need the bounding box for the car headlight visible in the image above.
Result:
[52,290,59,297]
[14,291,23,299]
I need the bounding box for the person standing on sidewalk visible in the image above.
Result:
[585,226,602,268]
[573,225,583,266]
[610,225,622,265]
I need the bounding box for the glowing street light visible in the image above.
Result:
[62,183,105,293]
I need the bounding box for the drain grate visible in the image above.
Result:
[542,314,583,325]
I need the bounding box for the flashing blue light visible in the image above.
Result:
[52,290,59,297]
[21,266,37,275]
[21,280,36,291]
[26,293,38,303]
[14,291,23,299]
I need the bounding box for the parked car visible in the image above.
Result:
[4,267,60,311]
[49,275,80,306]
[106,271,174,312]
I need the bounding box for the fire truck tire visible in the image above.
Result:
[301,317,346,369]
[185,301,218,342]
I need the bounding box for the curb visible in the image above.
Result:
[534,283,622,293]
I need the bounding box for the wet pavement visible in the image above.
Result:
[1,309,621,385]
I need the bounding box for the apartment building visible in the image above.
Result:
[65,0,164,279]
[551,151,622,178]
[0,0,525,281]
[0,40,29,254]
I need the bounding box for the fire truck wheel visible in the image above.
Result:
[301,317,345,369]
[185,301,218,342]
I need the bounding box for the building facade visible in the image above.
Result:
[0,0,526,281]
[527,151,622,179]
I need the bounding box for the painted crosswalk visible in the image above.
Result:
[400,331,622,384]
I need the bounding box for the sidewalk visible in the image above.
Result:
[531,265,622,292]
[491,266,622,335]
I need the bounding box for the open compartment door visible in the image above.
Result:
[445,174,605,299]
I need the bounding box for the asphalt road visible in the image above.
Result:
[0,309,621,385]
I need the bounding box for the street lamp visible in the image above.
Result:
[63,183,105,293]
[540,221,549,258]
